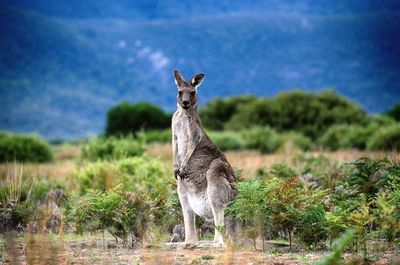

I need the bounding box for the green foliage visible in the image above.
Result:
[296,203,328,248]
[213,90,366,139]
[347,195,373,255]
[318,124,373,151]
[281,132,312,151]
[374,192,400,242]
[326,208,348,244]
[317,229,356,265]
[367,123,400,151]
[105,102,171,136]
[71,187,151,244]
[207,131,245,151]
[226,180,268,250]
[0,132,53,163]
[199,95,256,130]
[226,180,267,224]
[76,156,169,196]
[268,164,297,179]
[138,129,171,144]
[386,103,400,121]
[0,166,36,231]
[31,179,65,202]
[242,126,283,153]
[228,173,327,248]
[293,153,341,189]
[344,157,396,198]
[79,136,144,161]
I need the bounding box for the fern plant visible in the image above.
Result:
[317,229,356,265]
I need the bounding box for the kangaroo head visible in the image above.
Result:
[174,70,205,110]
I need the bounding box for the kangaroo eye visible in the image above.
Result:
[190,91,196,96]
[178,91,183,96]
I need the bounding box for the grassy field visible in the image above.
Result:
[1,142,400,265]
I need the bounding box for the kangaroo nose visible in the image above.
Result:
[182,100,189,107]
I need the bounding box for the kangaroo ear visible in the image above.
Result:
[190,73,205,88]
[174,70,185,87]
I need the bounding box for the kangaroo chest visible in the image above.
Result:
[173,112,195,165]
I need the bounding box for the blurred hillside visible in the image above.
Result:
[1,1,400,139]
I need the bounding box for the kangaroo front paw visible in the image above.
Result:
[174,168,180,180]
[178,167,188,180]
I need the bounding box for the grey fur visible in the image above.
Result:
[172,70,237,245]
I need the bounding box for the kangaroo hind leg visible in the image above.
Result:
[177,182,197,244]
[206,160,235,245]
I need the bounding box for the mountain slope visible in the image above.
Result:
[1,2,399,139]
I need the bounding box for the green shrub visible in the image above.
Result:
[293,153,340,189]
[79,136,144,161]
[386,103,400,121]
[268,164,297,179]
[105,102,171,136]
[207,131,245,151]
[326,209,348,244]
[344,157,397,198]
[224,90,366,139]
[225,98,278,131]
[0,132,53,163]
[281,132,312,151]
[71,187,151,244]
[317,229,356,265]
[0,166,36,231]
[138,129,171,144]
[226,180,269,250]
[317,124,378,150]
[374,192,399,243]
[296,203,328,248]
[228,175,327,249]
[199,95,257,130]
[76,156,169,196]
[242,126,283,153]
[367,123,400,151]
[31,179,65,202]
[365,115,396,127]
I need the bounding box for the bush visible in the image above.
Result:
[0,132,53,163]
[242,126,283,153]
[386,103,400,121]
[138,129,171,144]
[224,90,366,139]
[76,156,169,196]
[71,187,151,244]
[367,123,400,151]
[207,131,245,151]
[281,132,312,151]
[344,157,399,198]
[105,102,171,136]
[296,203,328,248]
[228,173,327,249]
[0,166,36,232]
[293,153,340,189]
[79,136,144,161]
[199,95,257,130]
[318,124,369,150]
[317,229,356,265]
[226,180,269,250]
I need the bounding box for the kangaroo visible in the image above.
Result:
[172,70,237,246]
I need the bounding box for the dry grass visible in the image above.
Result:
[0,144,80,191]
[147,143,400,179]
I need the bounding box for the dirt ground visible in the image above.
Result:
[2,234,399,265]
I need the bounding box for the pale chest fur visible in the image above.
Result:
[172,110,194,166]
